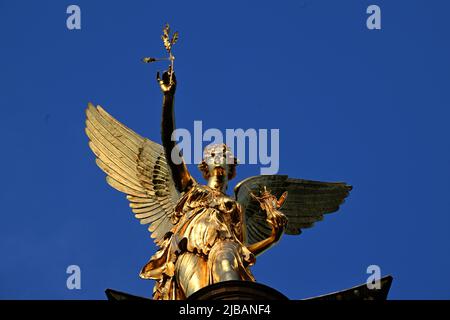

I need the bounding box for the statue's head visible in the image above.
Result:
[198,143,238,182]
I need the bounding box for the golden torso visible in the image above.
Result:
[172,184,244,255]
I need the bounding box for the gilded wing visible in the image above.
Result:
[234,175,352,246]
[85,103,180,246]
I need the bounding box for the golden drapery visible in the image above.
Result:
[140,184,255,300]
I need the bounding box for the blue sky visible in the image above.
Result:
[0,0,449,299]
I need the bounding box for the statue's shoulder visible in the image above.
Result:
[177,183,208,202]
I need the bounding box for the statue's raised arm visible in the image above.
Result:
[158,66,194,193]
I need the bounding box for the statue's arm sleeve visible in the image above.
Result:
[161,92,194,193]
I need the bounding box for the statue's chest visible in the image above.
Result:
[185,185,237,214]
[171,185,244,248]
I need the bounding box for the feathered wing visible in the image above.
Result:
[234,175,352,246]
[85,103,181,246]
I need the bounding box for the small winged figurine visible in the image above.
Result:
[85,66,352,300]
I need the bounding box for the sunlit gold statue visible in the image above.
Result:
[85,24,352,300]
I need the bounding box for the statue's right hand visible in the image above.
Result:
[157,66,177,95]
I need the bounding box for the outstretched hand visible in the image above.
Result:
[157,66,177,94]
[251,189,288,242]
[266,207,287,241]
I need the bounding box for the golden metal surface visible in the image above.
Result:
[85,25,352,300]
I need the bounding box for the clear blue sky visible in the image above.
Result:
[1,0,449,299]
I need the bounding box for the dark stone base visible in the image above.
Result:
[306,275,393,301]
[105,275,393,301]
[187,280,289,300]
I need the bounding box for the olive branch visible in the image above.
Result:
[161,23,178,55]
[142,23,179,84]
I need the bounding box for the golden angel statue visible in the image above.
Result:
[85,26,352,300]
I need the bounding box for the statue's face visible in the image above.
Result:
[203,144,235,176]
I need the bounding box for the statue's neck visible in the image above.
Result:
[207,174,228,193]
